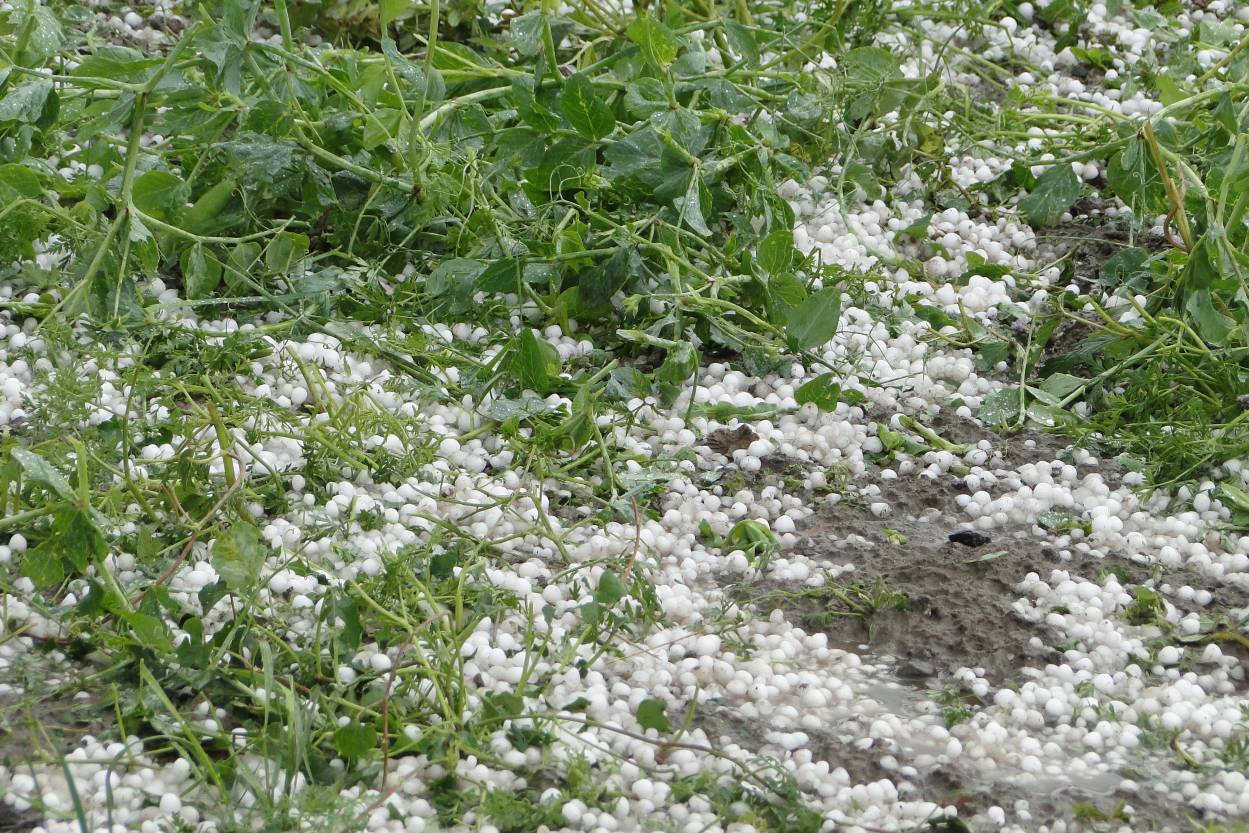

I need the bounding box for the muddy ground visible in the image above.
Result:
[704,413,1220,830]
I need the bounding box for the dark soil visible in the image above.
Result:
[928,410,1074,472]
[0,684,109,768]
[0,805,36,833]
[787,477,1063,684]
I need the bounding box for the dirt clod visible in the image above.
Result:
[706,425,758,456]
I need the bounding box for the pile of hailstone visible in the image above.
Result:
[4,1,1249,833]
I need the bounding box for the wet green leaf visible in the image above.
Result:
[635,698,670,733]
[785,286,841,350]
[560,73,615,141]
[1018,164,1083,227]
[334,723,377,758]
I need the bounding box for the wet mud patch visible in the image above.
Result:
[0,685,109,768]
[695,704,896,788]
[926,410,1074,472]
[772,474,1065,685]
[0,805,37,833]
[693,697,1181,831]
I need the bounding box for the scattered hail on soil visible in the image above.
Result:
[2,0,1249,832]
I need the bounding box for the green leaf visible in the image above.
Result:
[131,170,186,219]
[56,509,106,572]
[511,329,561,393]
[485,395,551,423]
[226,242,261,292]
[605,367,649,401]
[1037,510,1087,533]
[212,522,265,591]
[181,244,223,300]
[508,12,547,57]
[23,540,64,588]
[379,0,406,30]
[627,16,679,68]
[264,232,310,276]
[623,78,669,119]
[604,127,664,177]
[581,246,641,307]
[334,723,377,758]
[1018,164,1083,227]
[723,20,759,66]
[0,164,42,197]
[560,73,615,141]
[476,258,524,292]
[430,550,456,578]
[757,230,795,275]
[11,447,73,499]
[511,76,560,132]
[14,6,63,64]
[427,258,484,312]
[1219,483,1249,513]
[843,47,901,83]
[127,213,153,246]
[123,611,174,652]
[785,286,841,350]
[595,570,625,606]
[963,550,1009,564]
[768,272,807,312]
[1186,289,1234,346]
[978,387,1019,426]
[1039,373,1084,399]
[900,214,932,240]
[381,37,443,101]
[1106,140,1164,212]
[0,79,57,126]
[655,342,698,403]
[1099,247,1150,289]
[1154,75,1185,106]
[795,373,862,410]
[675,174,712,236]
[635,698,670,733]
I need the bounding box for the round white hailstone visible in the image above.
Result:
[1158,645,1181,666]
[9,533,27,554]
[747,439,771,457]
[160,793,182,813]
[562,800,585,824]
[695,635,720,656]
[370,653,393,673]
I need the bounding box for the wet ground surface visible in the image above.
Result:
[704,414,1217,830]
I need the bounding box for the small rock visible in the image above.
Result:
[897,660,937,679]
[949,529,991,547]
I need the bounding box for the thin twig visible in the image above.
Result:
[621,496,643,586]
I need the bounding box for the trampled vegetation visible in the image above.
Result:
[1,0,1248,830]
